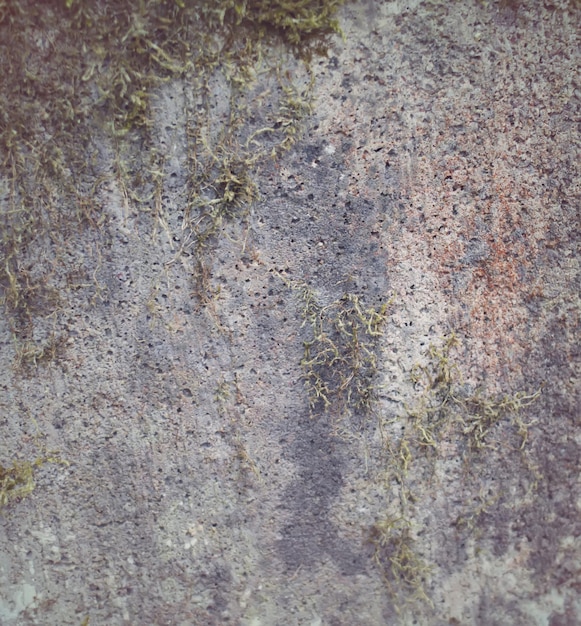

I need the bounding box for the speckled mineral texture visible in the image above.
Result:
[0,1,579,625]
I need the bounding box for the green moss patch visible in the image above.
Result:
[0,0,345,349]
[283,276,392,416]
[0,453,67,510]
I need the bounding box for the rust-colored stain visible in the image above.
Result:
[326,22,575,382]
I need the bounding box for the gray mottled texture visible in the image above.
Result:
[1,1,579,625]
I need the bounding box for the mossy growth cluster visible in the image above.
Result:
[406,334,540,452]
[0,0,345,509]
[0,459,37,509]
[0,452,67,510]
[0,0,345,358]
[369,514,432,609]
[284,277,391,416]
[370,334,541,612]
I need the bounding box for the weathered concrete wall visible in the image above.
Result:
[1,1,579,625]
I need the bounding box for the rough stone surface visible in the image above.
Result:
[1,1,579,625]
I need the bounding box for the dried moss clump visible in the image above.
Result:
[0,460,36,508]
[406,334,540,452]
[198,0,344,55]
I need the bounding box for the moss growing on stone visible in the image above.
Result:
[282,276,392,416]
[0,459,36,508]
[0,453,67,509]
[0,0,346,348]
[372,334,541,612]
